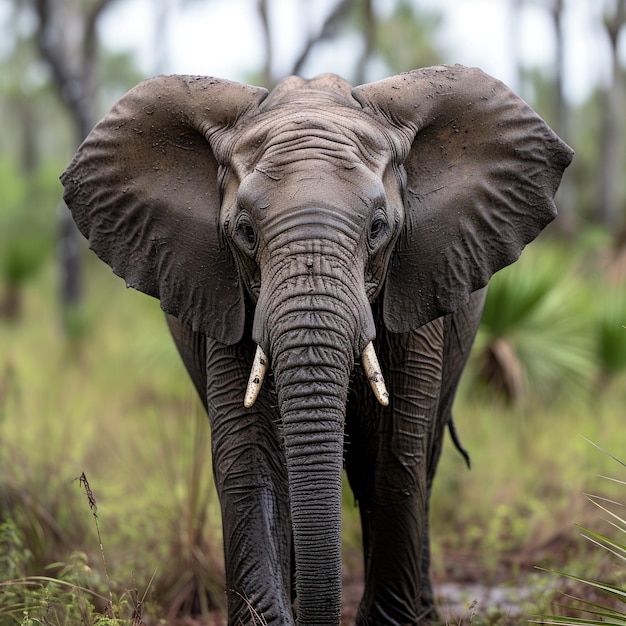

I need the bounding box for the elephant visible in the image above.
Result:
[61,65,572,625]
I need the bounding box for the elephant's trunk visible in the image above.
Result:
[258,268,365,625]
[274,329,349,625]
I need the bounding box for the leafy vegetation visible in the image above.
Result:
[0,160,57,320]
[472,242,594,404]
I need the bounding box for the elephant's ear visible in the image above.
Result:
[354,65,573,333]
[61,75,267,344]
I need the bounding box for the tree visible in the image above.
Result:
[548,0,568,139]
[252,0,445,88]
[255,0,360,88]
[31,0,119,320]
[374,0,444,76]
[0,4,70,320]
[598,0,626,230]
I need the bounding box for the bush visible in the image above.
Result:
[471,241,595,405]
[0,160,57,320]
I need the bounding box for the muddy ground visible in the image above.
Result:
[171,546,574,626]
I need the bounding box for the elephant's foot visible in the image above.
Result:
[355,600,437,626]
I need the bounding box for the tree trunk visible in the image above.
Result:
[598,0,626,230]
[34,0,117,319]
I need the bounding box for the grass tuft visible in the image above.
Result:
[531,444,626,625]
[76,471,115,618]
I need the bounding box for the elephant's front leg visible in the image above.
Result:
[205,338,293,625]
[346,317,444,625]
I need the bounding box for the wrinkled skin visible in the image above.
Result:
[61,66,573,625]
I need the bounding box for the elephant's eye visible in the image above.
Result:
[368,211,389,248]
[370,218,385,238]
[235,214,258,253]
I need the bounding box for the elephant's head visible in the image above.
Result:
[61,66,572,623]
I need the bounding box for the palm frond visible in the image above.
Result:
[474,244,596,403]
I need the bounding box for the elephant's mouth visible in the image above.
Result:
[243,342,389,408]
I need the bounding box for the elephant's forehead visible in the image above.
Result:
[232,105,391,175]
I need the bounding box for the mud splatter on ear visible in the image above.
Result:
[354,65,573,333]
[61,75,267,343]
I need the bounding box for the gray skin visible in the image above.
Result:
[61,65,573,625]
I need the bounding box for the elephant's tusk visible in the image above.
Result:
[361,342,389,407]
[244,345,268,408]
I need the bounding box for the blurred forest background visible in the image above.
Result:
[2,0,626,624]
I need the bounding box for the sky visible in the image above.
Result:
[100,0,613,105]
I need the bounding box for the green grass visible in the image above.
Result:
[1,242,626,624]
[0,258,224,622]
[527,446,626,626]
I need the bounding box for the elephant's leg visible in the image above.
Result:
[346,318,444,626]
[165,313,208,411]
[418,289,487,617]
[418,454,444,620]
[205,338,293,625]
[418,406,458,619]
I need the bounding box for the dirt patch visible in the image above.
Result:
[171,535,587,625]
[178,573,555,625]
